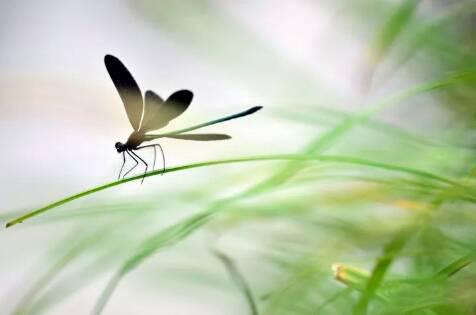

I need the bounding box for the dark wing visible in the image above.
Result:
[140,90,165,132]
[140,89,193,132]
[164,90,193,120]
[164,133,231,141]
[104,55,143,130]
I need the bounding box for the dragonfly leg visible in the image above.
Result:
[123,150,138,179]
[130,150,148,184]
[136,145,156,171]
[156,144,165,175]
[118,152,126,180]
[137,144,165,176]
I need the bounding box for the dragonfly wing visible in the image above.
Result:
[164,133,231,141]
[140,89,193,132]
[140,90,165,131]
[104,55,143,130]
[164,90,193,119]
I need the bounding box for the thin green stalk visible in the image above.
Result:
[435,254,474,278]
[353,227,413,315]
[10,229,108,315]
[314,288,352,315]
[5,154,466,228]
[213,249,259,315]
[362,0,421,89]
[91,210,214,315]
[276,105,470,151]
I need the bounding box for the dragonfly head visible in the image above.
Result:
[115,142,126,153]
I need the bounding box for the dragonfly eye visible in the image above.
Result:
[115,142,124,152]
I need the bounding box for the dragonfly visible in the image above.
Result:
[104,54,262,182]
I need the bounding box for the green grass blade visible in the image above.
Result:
[435,255,474,278]
[353,228,414,315]
[91,210,214,315]
[5,154,467,228]
[363,0,421,87]
[213,249,258,315]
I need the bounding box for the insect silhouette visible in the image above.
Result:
[104,54,262,182]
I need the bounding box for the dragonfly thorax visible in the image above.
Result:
[115,131,145,153]
[126,131,145,148]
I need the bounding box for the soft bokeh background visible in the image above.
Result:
[2,1,476,315]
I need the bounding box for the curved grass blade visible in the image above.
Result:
[8,71,475,228]
[435,254,474,278]
[353,227,414,315]
[275,105,474,152]
[362,0,421,89]
[10,228,108,315]
[91,210,214,315]
[212,249,258,315]
[10,212,152,315]
[5,154,466,228]
[314,288,353,315]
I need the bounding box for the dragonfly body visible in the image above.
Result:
[116,131,145,152]
[105,54,262,182]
